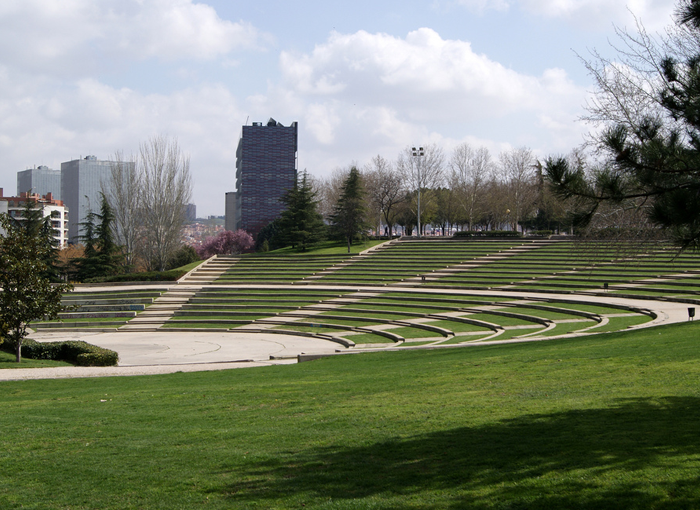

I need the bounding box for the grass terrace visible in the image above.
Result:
[314,239,531,285]
[29,288,166,331]
[159,280,654,344]
[214,254,351,284]
[426,239,700,298]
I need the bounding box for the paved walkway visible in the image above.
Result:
[1,285,695,381]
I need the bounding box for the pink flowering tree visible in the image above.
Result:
[196,229,254,258]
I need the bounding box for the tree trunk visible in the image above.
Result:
[15,336,21,363]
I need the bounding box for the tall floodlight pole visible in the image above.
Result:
[412,146,424,237]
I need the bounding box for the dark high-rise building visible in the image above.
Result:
[230,118,298,236]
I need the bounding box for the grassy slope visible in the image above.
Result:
[2,322,700,509]
[0,350,72,368]
[255,239,385,256]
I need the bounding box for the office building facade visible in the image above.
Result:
[231,118,298,236]
[61,155,134,243]
[17,166,62,200]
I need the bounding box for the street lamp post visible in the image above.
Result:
[412,146,424,238]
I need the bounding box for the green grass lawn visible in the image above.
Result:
[534,320,598,336]
[338,332,396,344]
[3,322,700,508]
[384,326,446,338]
[542,301,636,314]
[259,239,385,255]
[0,350,73,368]
[464,312,543,327]
[423,319,493,333]
[585,314,655,333]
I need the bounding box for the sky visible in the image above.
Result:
[0,0,679,217]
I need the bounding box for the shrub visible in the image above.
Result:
[166,245,200,270]
[529,230,553,237]
[453,230,522,238]
[76,351,119,367]
[83,269,187,283]
[197,229,254,258]
[0,338,119,366]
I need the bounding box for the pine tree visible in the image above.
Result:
[329,166,368,253]
[546,0,700,249]
[74,194,123,281]
[15,199,61,281]
[278,171,326,252]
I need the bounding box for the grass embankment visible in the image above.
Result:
[2,322,700,508]
[259,239,386,256]
[0,350,72,368]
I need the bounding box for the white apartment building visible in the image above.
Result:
[0,188,69,247]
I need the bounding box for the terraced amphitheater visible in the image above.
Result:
[26,237,700,371]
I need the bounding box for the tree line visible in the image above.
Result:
[258,143,578,254]
[315,144,576,239]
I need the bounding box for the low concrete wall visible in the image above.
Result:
[57,312,137,319]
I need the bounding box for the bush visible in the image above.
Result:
[197,230,254,258]
[83,269,187,283]
[166,245,200,270]
[76,351,119,367]
[529,230,553,237]
[453,230,522,238]
[1,338,119,366]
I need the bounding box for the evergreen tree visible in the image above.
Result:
[14,199,61,282]
[255,218,283,252]
[278,171,326,251]
[0,212,72,362]
[330,166,368,253]
[94,192,123,274]
[74,194,123,281]
[546,0,700,249]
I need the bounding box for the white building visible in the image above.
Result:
[0,188,69,248]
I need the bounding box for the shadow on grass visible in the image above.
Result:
[219,397,700,508]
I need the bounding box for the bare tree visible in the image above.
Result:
[363,155,405,238]
[449,143,494,231]
[579,9,699,146]
[498,147,538,232]
[397,144,444,236]
[315,167,352,220]
[138,135,192,271]
[102,151,141,269]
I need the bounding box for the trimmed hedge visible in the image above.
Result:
[1,338,119,366]
[453,230,522,238]
[84,269,187,283]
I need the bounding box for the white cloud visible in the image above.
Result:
[305,103,341,144]
[280,28,585,123]
[274,28,591,182]
[0,0,268,77]
[452,0,676,30]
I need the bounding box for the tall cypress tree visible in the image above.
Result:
[330,166,368,253]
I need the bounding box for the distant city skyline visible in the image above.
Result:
[0,0,679,217]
